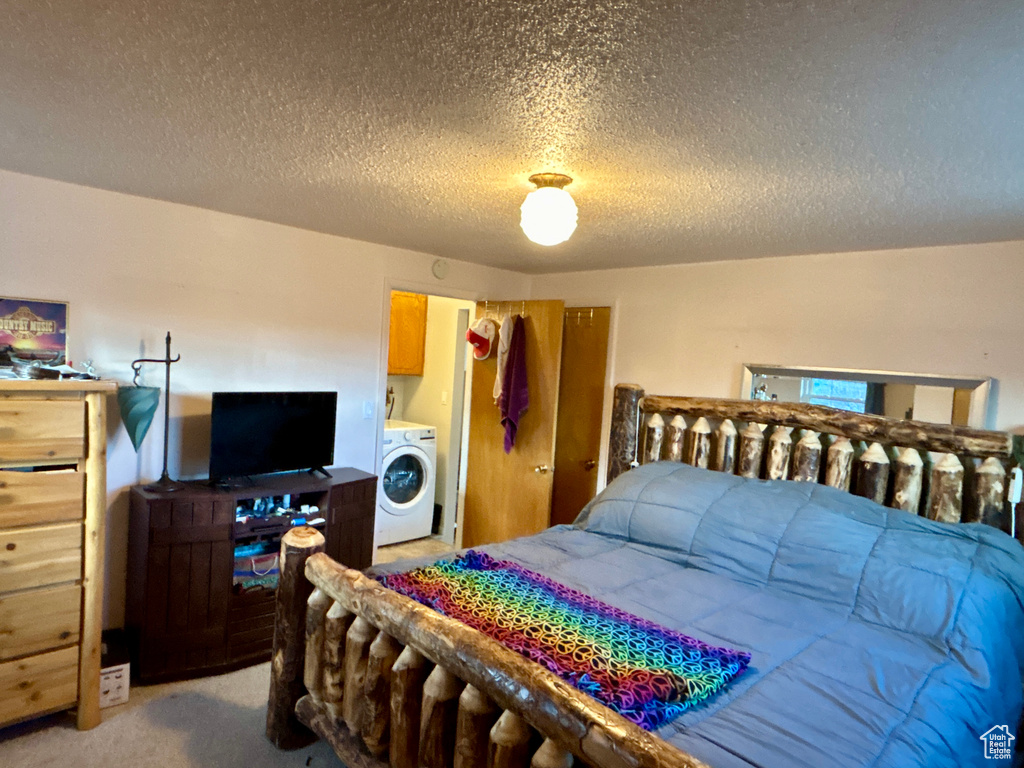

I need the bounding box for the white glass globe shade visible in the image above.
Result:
[519,187,578,246]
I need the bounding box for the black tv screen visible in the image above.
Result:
[209,391,337,480]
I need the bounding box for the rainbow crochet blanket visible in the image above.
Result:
[377,551,751,729]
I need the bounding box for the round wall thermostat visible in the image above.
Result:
[431,259,450,279]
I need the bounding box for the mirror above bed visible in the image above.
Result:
[740,364,993,429]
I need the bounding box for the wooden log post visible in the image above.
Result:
[490,709,534,768]
[607,384,644,483]
[362,631,404,757]
[927,453,965,524]
[891,448,924,513]
[974,457,1008,531]
[713,419,738,474]
[825,437,854,491]
[643,413,664,465]
[856,442,890,505]
[390,646,428,768]
[532,738,574,768]
[455,685,501,768]
[420,665,464,768]
[765,426,793,481]
[685,417,711,469]
[663,415,686,462]
[303,588,333,704]
[266,526,326,749]
[342,617,377,733]
[737,423,765,479]
[790,431,822,482]
[323,601,354,721]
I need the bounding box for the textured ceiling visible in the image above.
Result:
[1,1,1022,273]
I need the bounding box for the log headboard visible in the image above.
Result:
[607,383,1024,542]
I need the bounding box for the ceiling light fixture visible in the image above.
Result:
[519,173,577,246]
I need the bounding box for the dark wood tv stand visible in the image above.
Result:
[125,467,376,683]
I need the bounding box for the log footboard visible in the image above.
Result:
[267,528,708,768]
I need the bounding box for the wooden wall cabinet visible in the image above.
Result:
[0,380,115,731]
[125,467,375,683]
[388,291,427,376]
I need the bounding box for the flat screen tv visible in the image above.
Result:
[209,391,337,480]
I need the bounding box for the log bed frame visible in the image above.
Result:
[266,383,1024,768]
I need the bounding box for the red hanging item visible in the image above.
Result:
[466,318,497,360]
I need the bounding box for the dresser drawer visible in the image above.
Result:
[0,522,82,592]
[0,470,84,528]
[0,584,81,661]
[0,400,85,464]
[0,645,79,727]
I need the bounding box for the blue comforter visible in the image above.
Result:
[452,462,1024,768]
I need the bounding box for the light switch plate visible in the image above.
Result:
[363,400,374,419]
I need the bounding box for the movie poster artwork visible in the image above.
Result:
[0,297,69,362]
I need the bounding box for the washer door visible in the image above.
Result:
[379,445,432,515]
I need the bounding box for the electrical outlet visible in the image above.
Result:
[363,400,374,419]
[99,663,130,708]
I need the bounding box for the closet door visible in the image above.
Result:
[461,300,564,548]
[550,307,611,526]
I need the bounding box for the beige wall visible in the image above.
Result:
[753,375,803,403]
[884,383,916,420]
[913,385,956,424]
[386,375,407,420]
[0,168,530,628]
[8,164,1024,628]
[531,240,1024,485]
[399,295,476,539]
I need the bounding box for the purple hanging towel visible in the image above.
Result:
[499,315,528,453]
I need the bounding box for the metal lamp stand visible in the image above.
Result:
[131,332,183,491]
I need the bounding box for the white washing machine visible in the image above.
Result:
[377,419,437,546]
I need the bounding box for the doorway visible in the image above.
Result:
[379,292,476,560]
[378,296,613,560]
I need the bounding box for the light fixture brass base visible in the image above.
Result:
[528,173,572,189]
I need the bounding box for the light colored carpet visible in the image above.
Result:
[0,543,456,767]
[0,662,341,768]
[0,540,454,768]
[374,535,454,565]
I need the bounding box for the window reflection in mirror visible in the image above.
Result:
[744,366,992,428]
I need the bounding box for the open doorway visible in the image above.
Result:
[375,295,613,562]
[376,292,475,563]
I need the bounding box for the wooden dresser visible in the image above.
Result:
[0,380,114,730]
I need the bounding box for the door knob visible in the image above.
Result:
[534,465,552,474]
[583,459,597,471]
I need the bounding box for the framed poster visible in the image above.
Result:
[0,297,68,362]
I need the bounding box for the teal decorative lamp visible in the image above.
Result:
[117,386,160,451]
[118,332,182,490]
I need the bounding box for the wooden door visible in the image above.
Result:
[462,300,565,548]
[550,308,611,526]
